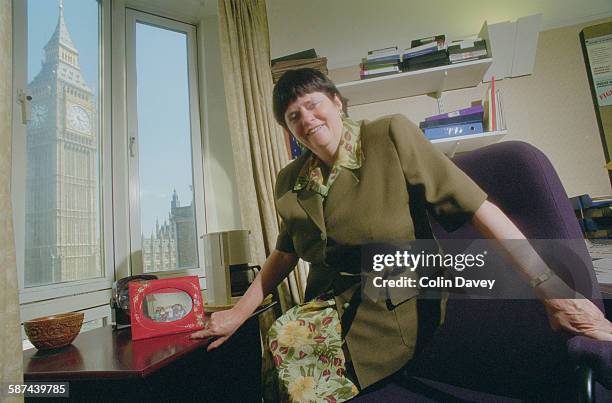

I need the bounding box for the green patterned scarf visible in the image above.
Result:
[293,117,363,197]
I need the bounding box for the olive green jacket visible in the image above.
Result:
[274,114,487,388]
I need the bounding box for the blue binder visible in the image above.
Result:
[423,122,484,140]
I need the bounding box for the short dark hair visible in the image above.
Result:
[272,68,342,128]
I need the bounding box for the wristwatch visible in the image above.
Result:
[529,269,554,288]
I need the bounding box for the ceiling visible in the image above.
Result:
[125,0,216,24]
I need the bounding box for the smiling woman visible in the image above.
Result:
[273,69,345,167]
[191,68,612,402]
[282,92,344,165]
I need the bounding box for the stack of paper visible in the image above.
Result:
[400,35,448,72]
[360,47,401,79]
[448,38,488,64]
[271,49,328,83]
[271,57,328,83]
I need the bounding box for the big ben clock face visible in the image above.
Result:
[67,105,91,133]
[31,104,48,128]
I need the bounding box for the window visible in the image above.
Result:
[17,0,107,287]
[13,2,207,346]
[12,0,113,338]
[125,10,206,276]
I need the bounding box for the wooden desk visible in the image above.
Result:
[24,304,274,402]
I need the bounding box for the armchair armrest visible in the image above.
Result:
[568,336,612,390]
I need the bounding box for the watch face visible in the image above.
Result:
[31,104,48,128]
[67,105,91,133]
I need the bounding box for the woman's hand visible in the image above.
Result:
[542,297,612,341]
[189,250,297,351]
[190,308,248,351]
[535,275,612,341]
[472,201,612,341]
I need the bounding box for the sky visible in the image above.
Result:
[136,23,195,237]
[27,0,98,86]
[28,0,196,237]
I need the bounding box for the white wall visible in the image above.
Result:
[198,14,242,232]
[267,0,612,69]
[267,1,612,197]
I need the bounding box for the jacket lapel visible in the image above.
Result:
[297,187,326,235]
[339,165,361,186]
[295,167,361,235]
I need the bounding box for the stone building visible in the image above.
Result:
[25,2,100,285]
[142,190,197,272]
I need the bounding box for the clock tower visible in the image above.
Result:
[25,1,100,285]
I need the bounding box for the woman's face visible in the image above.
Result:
[284,91,343,158]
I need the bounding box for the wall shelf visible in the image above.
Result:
[431,130,507,157]
[337,58,493,106]
[334,56,505,156]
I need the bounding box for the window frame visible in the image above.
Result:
[12,0,210,337]
[12,0,115,313]
[124,8,207,279]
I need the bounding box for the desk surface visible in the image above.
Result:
[24,301,276,382]
[24,325,211,380]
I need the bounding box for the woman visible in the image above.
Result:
[192,68,612,401]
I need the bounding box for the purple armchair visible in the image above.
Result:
[352,141,611,402]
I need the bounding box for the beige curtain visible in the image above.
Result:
[217,0,308,310]
[0,0,24,399]
[217,1,309,400]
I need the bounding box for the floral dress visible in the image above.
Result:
[268,297,359,403]
[268,117,363,403]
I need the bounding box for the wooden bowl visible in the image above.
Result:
[24,312,84,350]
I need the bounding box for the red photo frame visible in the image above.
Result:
[129,276,206,341]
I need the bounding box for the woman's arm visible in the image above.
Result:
[190,249,299,350]
[234,249,299,319]
[472,200,612,341]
